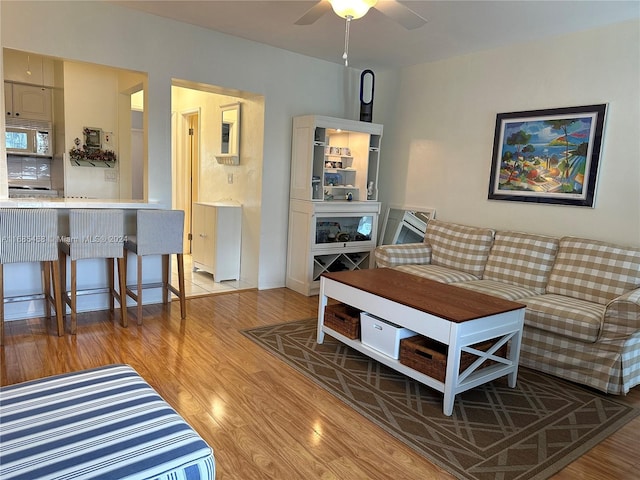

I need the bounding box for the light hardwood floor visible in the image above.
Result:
[1,288,639,480]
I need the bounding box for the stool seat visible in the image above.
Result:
[59,209,127,334]
[1,208,63,344]
[125,209,186,322]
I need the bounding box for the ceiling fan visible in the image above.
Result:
[295,0,427,30]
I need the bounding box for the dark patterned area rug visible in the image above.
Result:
[242,318,638,480]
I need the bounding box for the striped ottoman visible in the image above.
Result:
[0,364,215,479]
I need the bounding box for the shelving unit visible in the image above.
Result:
[290,115,383,202]
[287,114,383,296]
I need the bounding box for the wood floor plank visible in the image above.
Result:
[1,287,638,480]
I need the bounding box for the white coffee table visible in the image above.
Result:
[317,268,525,416]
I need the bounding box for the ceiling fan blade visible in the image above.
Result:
[294,0,333,25]
[375,0,427,30]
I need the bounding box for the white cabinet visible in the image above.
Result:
[290,115,382,202]
[286,199,380,296]
[192,202,242,281]
[3,50,55,86]
[287,115,383,296]
[286,115,382,295]
[5,82,52,121]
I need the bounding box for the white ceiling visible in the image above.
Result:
[111,1,640,70]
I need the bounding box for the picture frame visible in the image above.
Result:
[488,104,607,207]
[83,127,102,151]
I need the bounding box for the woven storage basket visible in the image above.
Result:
[399,335,507,382]
[324,303,361,339]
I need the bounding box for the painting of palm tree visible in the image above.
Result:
[488,104,607,207]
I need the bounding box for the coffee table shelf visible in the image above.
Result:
[323,325,516,395]
[318,269,525,416]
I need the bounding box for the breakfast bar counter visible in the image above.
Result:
[0,198,163,209]
[1,199,170,324]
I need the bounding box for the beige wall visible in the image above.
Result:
[63,62,120,198]
[376,20,640,247]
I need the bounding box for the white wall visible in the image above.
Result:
[1,1,363,290]
[375,20,640,247]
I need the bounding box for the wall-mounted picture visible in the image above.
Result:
[83,127,102,150]
[488,104,607,207]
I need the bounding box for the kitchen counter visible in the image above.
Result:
[0,198,164,209]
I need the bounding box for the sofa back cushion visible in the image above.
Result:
[483,231,559,294]
[546,237,640,304]
[425,220,494,278]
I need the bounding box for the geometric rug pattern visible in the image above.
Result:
[242,318,639,480]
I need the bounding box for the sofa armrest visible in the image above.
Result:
[374,243,431,268]
[600,288,640,342]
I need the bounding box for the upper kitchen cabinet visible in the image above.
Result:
[5,82,52,121]
[290,115,383,202]
[3,49,55,87]
[3,49,55,122]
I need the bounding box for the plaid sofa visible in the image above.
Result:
[374,220,640,395]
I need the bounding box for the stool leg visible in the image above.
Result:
[60,250,69,330]
[137,255,143,324]
[162,255,169,305]
[1,264,4,345]
[70,259,77,335]
[43,262,52,319]
[51,260,64,337]
[107,259,115,313]
[117,257,128,328]
[177,253,186,319]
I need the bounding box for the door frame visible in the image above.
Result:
[172,108,200,253]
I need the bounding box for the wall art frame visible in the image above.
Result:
[488,104,607,207]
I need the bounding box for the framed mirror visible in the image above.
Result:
[216,102,241,165]
[379,205,436,245]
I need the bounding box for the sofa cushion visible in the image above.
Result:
[425,220,494,278]
[453,279,540,301]
[546,237,640,304]
[523,294,605,343]
[482,231,559,294]
[395,264,480,284]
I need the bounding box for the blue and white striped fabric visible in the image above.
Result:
[0,364,215,480]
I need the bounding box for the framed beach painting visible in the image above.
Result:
[488,104,607,207]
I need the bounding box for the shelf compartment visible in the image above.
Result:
[313,252,371,281]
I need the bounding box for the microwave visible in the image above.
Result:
[5,119,53,157]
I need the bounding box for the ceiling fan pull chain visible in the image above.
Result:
[343,16,352,66]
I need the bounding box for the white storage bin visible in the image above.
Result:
[360,312,415,359]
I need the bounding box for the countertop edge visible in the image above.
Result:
[0,199,166,209]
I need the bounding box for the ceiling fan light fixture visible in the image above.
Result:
[329,0,377,20]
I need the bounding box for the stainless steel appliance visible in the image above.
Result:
[5,118,53,157]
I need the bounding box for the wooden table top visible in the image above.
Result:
[322,268,525,323]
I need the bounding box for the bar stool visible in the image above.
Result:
[1,209,63,345]
[124,209,186,323]
[59,209,128,334]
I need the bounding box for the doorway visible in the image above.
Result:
[171,81,264,296]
